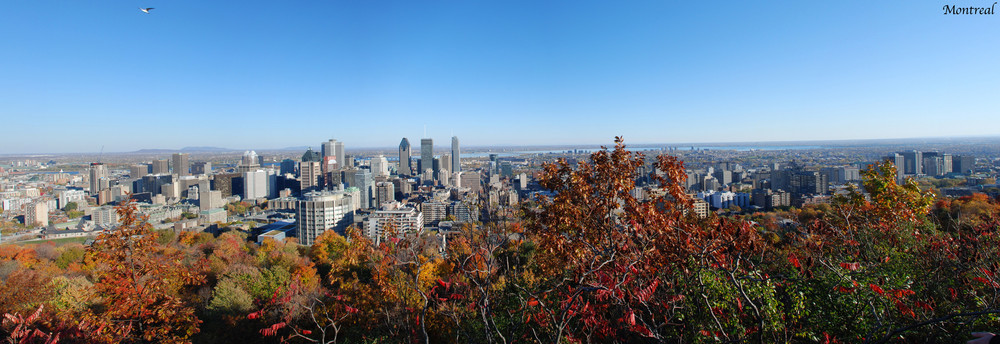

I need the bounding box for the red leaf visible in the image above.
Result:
[869,284,884,295]
[834,286,854,294]
[916,301,933,311]
[839,262,860,271]
[973,277,997,287]
[787,254,801,269]
[895,301,916,318]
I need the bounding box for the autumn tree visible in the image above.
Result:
[86,197,208,343]
[522,137,777,342]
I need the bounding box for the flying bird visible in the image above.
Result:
[139,7,154,13]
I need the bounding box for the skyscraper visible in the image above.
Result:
[371,155,389,178]
[900,151,922,175]
[300,161,323,191]
[321,139,337,161]
[399,138,411,176]
[191,162,212,175]
[451,136,460,173]
[238,151,260,173]
[421,138,433,179]
[335,141,346,169]
[953,155,975,174]
[354,169,373,209]
[129,164,147,179]
[889,153,905,181]
[280,159,296,176]
[172,153,190,177]
[440,154,451,174]
[89,163,109,195]
[243,169,276,200]
[152,159,169,174]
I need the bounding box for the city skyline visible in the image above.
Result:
[3,1,999,154]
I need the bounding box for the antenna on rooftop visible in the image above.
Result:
[98,145,104,164]
[424,125,427,138]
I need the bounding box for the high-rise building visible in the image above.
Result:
[374,181,395,209]
[89,163,109,195]
[322,139,347,168]
[335,141,346,168]
[129,164,148,179]
[399,138,412,176]
[296,190,356,245]
[238,151,260,174]
[500,161,513,177]
[449,201,477,222]
[451,136,461,173]
[244,170,273,200]
[422,201,448,225]
[25,201,48,228]
[172,153,190,177]
[135,174,173,196]
[953,155,975,174]
[941,154,953,174]
[371,155,389,178]
[191,162,212,175]
[440,154,451,175]
[460,172,481,192]
[889,153,906,182]
[366,206,423,241]
[353,169,372,209]
[280,159,297,176]
[92,206,119,227]
[393,178,412,197]
[302,148,321,163]
[923,156,944,177]
[300,161,323,191]
[789,170,827,196]
[57,189,86,210]
[321,139,337,162]
[152,159,170,174]
[199,189,223,211]
[900,151,922,175]
[421,138,433,180]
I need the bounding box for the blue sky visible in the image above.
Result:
[1,1,998,153]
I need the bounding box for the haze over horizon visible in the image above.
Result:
[4,134,1000,156]
[2,1,998,154]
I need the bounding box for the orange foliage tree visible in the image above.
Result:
[86,197,208,343]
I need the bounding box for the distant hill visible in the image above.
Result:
[271,146,312,152]
[132,147,234,153]
[180,146,235,152]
